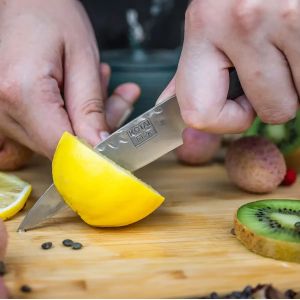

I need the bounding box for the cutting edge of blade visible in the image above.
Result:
[17,184,65,232]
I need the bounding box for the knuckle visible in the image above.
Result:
[247,68,268,90]
[0,78,21,107]
[233,0,263,33]
[181,109,216,130]
[281,0,300,31]
[259,107,297,125]
[35,77,62,104]
[79,98,104,116]
[250,68,264,80]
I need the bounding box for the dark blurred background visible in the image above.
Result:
[80,0,189,50]
[79,0,189,120]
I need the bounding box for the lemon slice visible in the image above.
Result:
[0,172,32,220]
[52,132,165,227]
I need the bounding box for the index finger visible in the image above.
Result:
[175,10,255,133]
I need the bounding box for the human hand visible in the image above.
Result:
[0,62,138,298]
[0,62,140,170]
[159,0,300,164]
[174,0,300,133]
[0,0,140,160]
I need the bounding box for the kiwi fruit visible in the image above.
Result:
[234,199,300,263]
[245,113,300,171]
[225,136,286,193]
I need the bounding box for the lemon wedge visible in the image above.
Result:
[0,172,32,220]
[52,132,164,227]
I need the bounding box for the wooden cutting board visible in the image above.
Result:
[3,153,300,298]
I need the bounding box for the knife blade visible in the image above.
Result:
[18,68,244,232]
[18,95,186,231]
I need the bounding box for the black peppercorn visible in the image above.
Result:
[20,285,32,293]
[41,242,53,250]
[209,292,219,299]
[72,242,83,250]
[62,239,73,247]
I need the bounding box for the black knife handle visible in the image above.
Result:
[228,68,244,99]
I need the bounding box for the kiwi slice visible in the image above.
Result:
[245,111,300,155]
[234,199,300,263]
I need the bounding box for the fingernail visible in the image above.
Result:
[99,131,110,141]
[117,107,133,128]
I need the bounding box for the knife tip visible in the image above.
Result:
[17,224,27,232]
[17,220,31,232]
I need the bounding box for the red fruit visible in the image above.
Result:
[281,169,297,186]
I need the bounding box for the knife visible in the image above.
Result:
[18,69,243,231]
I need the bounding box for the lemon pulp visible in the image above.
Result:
[52,132,164,227]
[0,172,31,220]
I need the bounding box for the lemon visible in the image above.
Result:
[52,132,164,227]
[0,172,32,220]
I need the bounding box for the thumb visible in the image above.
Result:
[64,46,109,147]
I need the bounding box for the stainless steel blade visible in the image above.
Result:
[18,184,66,232]
[94,95,185,170]
[18,95,185,231]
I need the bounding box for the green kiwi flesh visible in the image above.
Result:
[235,199,300,262]
[237,199,300,243]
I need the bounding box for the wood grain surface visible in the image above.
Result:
[3,153,300,298]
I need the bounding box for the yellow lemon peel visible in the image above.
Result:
[52,132,164,227]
